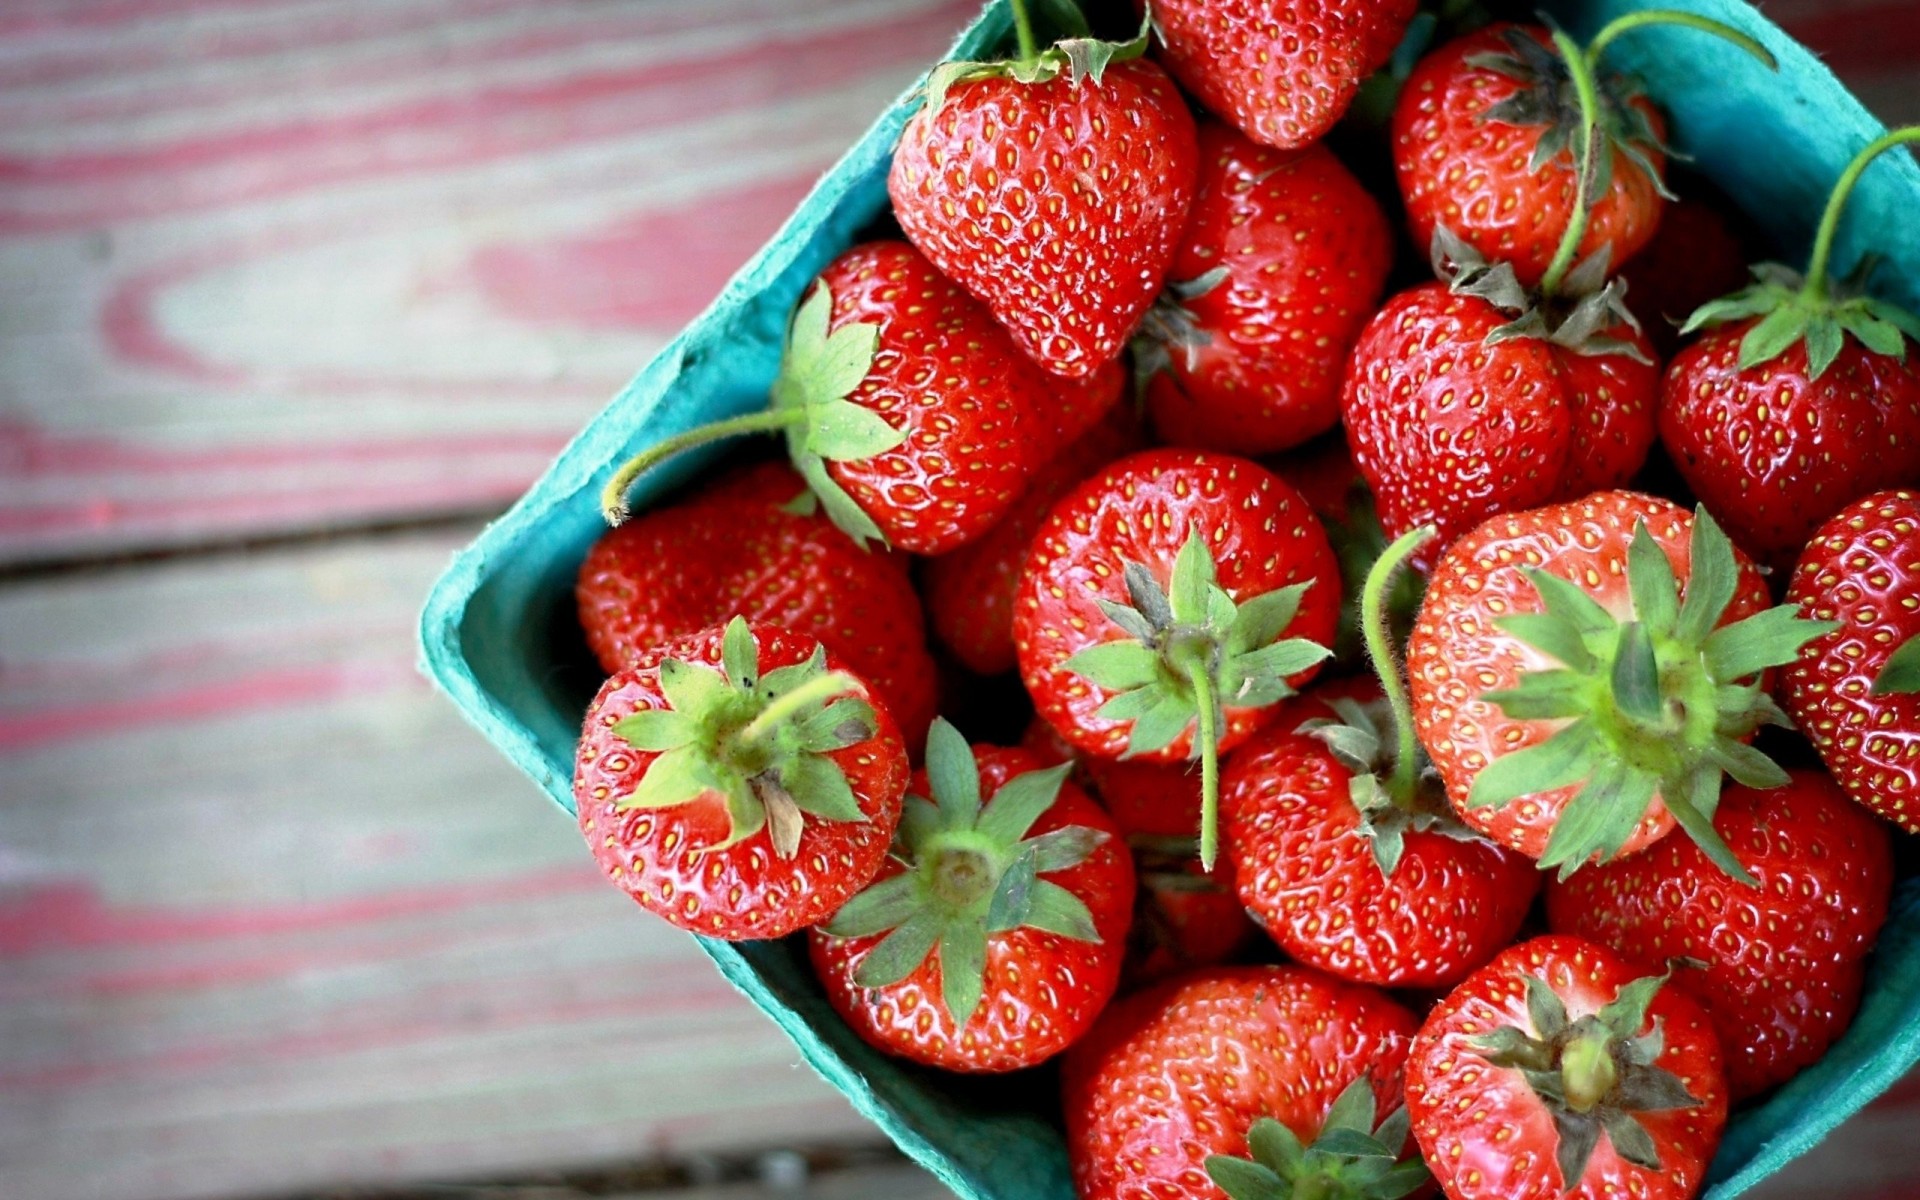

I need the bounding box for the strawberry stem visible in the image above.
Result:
[1008,0,1039,67]
[1584,10,1775,72]
[1186,660,1222,871]
[1364,527,1435,809]
[1802,126,1920,301]
[737,670,862,746]
[600,408,806,524]
[1538,29,1604,298]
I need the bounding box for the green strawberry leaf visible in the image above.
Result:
[807,400,905,461]
[1873,634,1920,694]
[612,708,694,752]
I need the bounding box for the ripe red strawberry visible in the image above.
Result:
[889,19,1197,378]
[1014,448,1340,866]
[1222,528,1538,989]
[924,399,1142,677]
[600,240,1050,555]
[1547,771,1894,1099]
[1782,489,1920,831]
[1407,492,1833,874]
[1064,965,1424,1200]
[1341,231,1659,567]
[809,721,1132,1072]
[574,619,908,940]
[1406,935,1728,1200]
[1658,131,1920,568]
[579,460,938,747]
[1138,123,1394,455]
[1393,24,1672,288]
[1148,0,1416,151]
[1617,191,1750,359]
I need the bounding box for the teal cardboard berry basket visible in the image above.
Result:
[419,2,1920,1196]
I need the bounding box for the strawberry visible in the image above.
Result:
[1014,448,1340,866]
[1138,122,1394,455]
[1393,13,1768,290]
[1616,190,1750,359]
[600,240,1050,555]
[578,460,938,748]
[924,400,1142,677]
[1064,965,1425,1200]
[1406,935,1728,1200]
[809,720,1132,1072]
[1406,492,1834,875]
[1222,527,1538,988]
[1658,129,1920,568]
[1148,0,1416,151]
[1782,489,1920,831]
[574,618,908,940]
[1342,228,1662,567]
[889,11,1197,378]
[1547,770,1894,1099]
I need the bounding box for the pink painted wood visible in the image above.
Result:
[0,0,979,565]
[0,532,887,1200]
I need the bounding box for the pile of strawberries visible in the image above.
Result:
[568,2,1920,1198]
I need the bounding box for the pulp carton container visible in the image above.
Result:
[420,2,1920,1196]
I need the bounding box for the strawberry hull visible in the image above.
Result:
[418,2,1920,1198]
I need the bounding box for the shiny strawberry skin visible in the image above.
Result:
[1659,324,1920,568]
[1783,490,1920,831]
[1393,25,1667,288]
[1546,771,1893,1099]
[815,241,1054,554]
[1150,0,1416,150]
[808,746,1133,1073]
[1341,283,1658,563]
[1064,965,1418,1200]
[577,461,938,748]
[1407,493,1771,859]
[574,626,908,940]
[1221,713,1540,989]
[1406,935,1727,1200]
[1014,449,1341,761]
[923,399,1142,677]
[889,60,1198,378]
[1147,124,1394,455]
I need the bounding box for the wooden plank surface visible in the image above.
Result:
[0,531,883,1200]
[0,0,976,566]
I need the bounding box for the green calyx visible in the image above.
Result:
[612,617,880,859]
[769,281,903,548]
[1875,634,1920,695]
[821,718,1108,1028]
[1470,507,1838,882]
[922,0,1149,114]
[1304,697,1486,880]
[598,280,896,539]
[1063,525,1331,871]
[1467,972,1701,1191]
[1204,1076,1431,1200]
[1680,124,1920,381]
[1431,226,1650,363]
